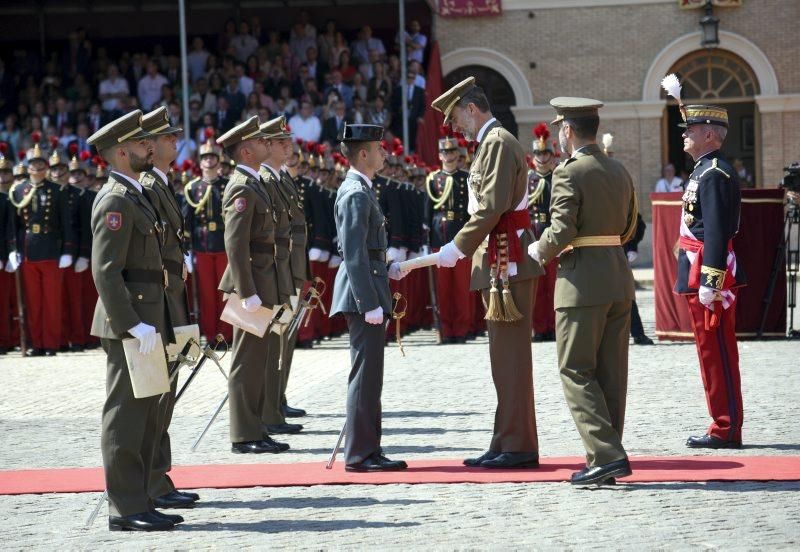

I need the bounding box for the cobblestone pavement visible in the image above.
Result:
[1,289,799,549]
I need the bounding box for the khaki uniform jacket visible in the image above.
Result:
[218,167,285,307]
[90,174,171,340]
[453,120,544,290]
[280,170,311,287]
[141,170,189,326]
[259,165,297,298]
[536,144,636,309]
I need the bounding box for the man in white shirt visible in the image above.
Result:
[186,37,209,84]
[288,101,322,143]
[655,162,684,192]
[99,64,130,115]
[230,21,259,63]
[404,20,427,65]
[137,62,169,111]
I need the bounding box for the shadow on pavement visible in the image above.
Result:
[177,519,421,532]
[311,411,481,419]
[196,497,435,510]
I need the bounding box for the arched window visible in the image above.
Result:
[661,50,759,102]
[445,65,518,137]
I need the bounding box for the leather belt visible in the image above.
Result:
[250,241,276,254]
[122,268,166,285]
[568,235,621,248]
[275,236,292,251]
[163,259,183,277]
[368,250,387,263]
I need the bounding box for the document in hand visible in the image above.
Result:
[166,324,201,359]
[122,333,170,398]
[398,252,440,272]
[220,292,275,337]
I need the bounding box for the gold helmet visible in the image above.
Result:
[199,127,221,157]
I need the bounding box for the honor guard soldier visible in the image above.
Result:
[48,144,69,186]
[75,155,100,349]
[330,123,408,472]
[433,78,543,469]
[257,116,304,435]
[12,154,27,185]
[530,97,638,485]
[139,107,199,510]
[0,145,18,354]
[88,110,180,531]
[7,137,77,356]
[216,116,291,455]
[183,131,232,343]
[528,123,558,342]
[672,102,746,449]
[425,134,471,342]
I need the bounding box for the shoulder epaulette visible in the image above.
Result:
[699,158,730,179]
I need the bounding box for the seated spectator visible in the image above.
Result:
[246,54,265,82]
[98,64,129,118]
[190,76,218,115]
[367,94,390,128]
[223,75,246,120]
[409,60,426,89]
[351,25,386,66]
[655,163,684,192]
[235,62,254,96]
[278,85,298,117]
[367,62,392,103]
[187,37,210,83]
[59,124,77,150]
[337,50,357,83]
[242,92,263,120]
[306,46,328,88]
[165,55,180,84]
[304,78,323,106]
[208,72,225,95]
[138,61,169,110]
[321,101,350,145]
[188,99,204,137]
[358,49,380,82]
[330,32,349,70]
[404,20,427,65]
[289,100,322,143]
[351,96,367,124]
[217,18,236,55]
[86,103,104,134]
[352,72,368,103]
[290,23,316,64]
[214,96,236,132]
[732,158,754,188]
[231,20,259,63]
[317,19,337,68]
[324,69,353,109]
[74,122,91,154]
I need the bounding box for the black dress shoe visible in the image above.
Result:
[265,422,303,434]
[151,509,184,524]
[463,450,499,467]
[686,434,742,449]
[25,348,44,357]
[0,347,7,355]
[232,439,288,454]
[480,452,539,469]
[633,335,654,345]
[153,490,196,509]
[262,435,291,451]
[108,512,174,531]
[176,490,199,501]
[345,453,407,472]
[532,333,547,342]
[571,458,632,485]
[69,344,85,352]
[283,405,307,418]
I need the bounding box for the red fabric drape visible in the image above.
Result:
[651,189,787,340]
[415,41,443,166]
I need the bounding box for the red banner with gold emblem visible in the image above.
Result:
[679,0,742,8]
[439,0,502,17]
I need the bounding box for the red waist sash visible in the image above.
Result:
[678,235,735,290]
[488,210,531,266]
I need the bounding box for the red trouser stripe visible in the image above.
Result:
[685,293,744,442]
[22,260,63,350]
[194,252,232,342]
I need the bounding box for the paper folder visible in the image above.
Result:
[122,333,170,398]
[220,292,274,337]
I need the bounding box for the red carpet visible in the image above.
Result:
[1,456,798,495]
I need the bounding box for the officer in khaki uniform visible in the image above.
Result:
[432,78,544,469]
[88,110,180,531]
[139,106,198,509]
[257,116,303,436]
[529,98,638,485]
[217,116,290,454]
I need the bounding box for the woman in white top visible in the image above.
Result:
[655,162,684,192]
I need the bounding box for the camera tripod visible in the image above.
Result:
[759,199,799,338]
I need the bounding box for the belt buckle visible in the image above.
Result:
[31,223,41,234]
[208,221,217,231]
[539,214,547,223]
[446,210,455,220]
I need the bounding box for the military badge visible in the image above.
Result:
[234,197,247,212]
[105,212,122,231]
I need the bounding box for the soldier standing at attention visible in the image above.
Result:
[257,116,303,437]
[674,104,746,449]
[139,106,199,510]
[529,98,638,485]
[88,110,179,531]
[330,123,408,472]
[425,134,471,343]
[216,116,290,455]
[528,123,558,342]
[0,146,17,355]
[7,138,76,357]
[183,132,232,344]
[432,78,543,469]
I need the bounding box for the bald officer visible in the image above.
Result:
[529,98,638,486]
[89,111,180,531]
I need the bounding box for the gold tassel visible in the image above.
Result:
[484,276,505,321]
[501,279,523,322]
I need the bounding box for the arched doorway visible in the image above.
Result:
[444,65,518,137]
[662,50,760,185]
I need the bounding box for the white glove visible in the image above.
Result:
[364,305,384,325]
[328,255,342,268]
[527,242,543,265]
[437,241,464,268]
[184,253,193,274]
[698,285,717,307]
[242,294,262,313]
[308,247,322,261]
[7,252,20,272]
[58,254,74,269]
[397,247,408,262]
[74,257,90,273]
[626,250,638,264]
[387,246,402,262]
[319,250,331,262]
[128,322,158,354]
[388,262,408,281]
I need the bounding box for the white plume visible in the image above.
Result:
[602,133,614,151]
[661,73,682,102]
